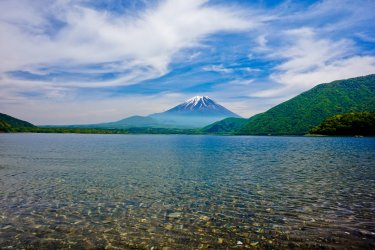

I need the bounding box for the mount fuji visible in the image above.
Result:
[93,96,241,129]
[161,96,238,117]
[149,96,240,127]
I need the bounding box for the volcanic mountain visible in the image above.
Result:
[150,96,240,127]
[91,96,241,129]
[160,96,238,116]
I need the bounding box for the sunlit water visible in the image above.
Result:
[0,134,374,249]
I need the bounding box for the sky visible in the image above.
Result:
[0,0,374,125]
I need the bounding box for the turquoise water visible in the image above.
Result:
[0,134,374,249]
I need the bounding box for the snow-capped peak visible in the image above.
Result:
[185,96,211,107]
[160,95,240,118]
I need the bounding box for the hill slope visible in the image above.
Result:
[238,74,375,135]
[0,113,36,132]
[201,118,247,134]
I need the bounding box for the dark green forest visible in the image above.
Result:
[309,112,375,136]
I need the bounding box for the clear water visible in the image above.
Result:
[0,134,374,249]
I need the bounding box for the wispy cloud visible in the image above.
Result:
[251,28,375,98]
[202,64,261,74]
[0,0,255,87]
[202,64,234,74]
[249,0,375,99]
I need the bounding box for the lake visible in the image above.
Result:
[0,134,374,249]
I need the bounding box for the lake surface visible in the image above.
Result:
[0,134,374,249]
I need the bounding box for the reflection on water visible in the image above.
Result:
[0,134,374,249]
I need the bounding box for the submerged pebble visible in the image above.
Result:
[250,241,259,246]
[199,215,209,221]
[167,212,182,219]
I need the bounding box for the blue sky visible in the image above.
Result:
[0,0,374,124]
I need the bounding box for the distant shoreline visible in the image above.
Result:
[2,130,374,137]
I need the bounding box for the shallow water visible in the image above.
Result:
[0,133,374,249]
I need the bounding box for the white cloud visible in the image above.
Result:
[252,28,375,98]
[253,34,269,52]
[282,0,375,33]
[202,64,233,73]
[228,79,255,86]
[202,65,261,74]
[355,32,375,43]
[274,56,375,87]
[275,28,353,72]
[0,0,255,88]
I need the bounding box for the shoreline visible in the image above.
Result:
[2,131,374,137]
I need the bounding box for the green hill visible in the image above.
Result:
[309,112,375,136]
[201,117,247,134]
[237,74,375,135]
[0,113,35,132]
[0,120,12,132]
